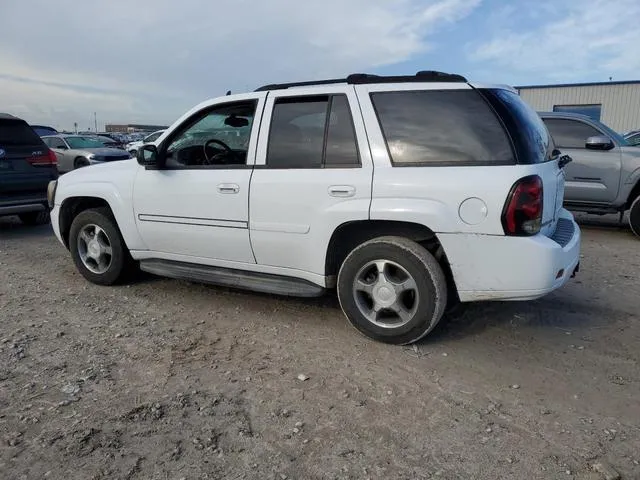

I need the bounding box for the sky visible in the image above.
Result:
[1,0,638,131]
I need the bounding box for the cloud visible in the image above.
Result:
[467,0,640,83]
[0,0,480,129]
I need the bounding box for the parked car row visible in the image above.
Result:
[42,134,132,173]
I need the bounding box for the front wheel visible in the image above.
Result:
[629,196,640,238]
[69,208,132,285]
[337,236,448,345]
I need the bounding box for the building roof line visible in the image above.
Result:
[517,80,640,90]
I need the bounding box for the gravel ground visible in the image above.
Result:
[1,214,639,480]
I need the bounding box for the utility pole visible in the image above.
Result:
[94,112,98,133]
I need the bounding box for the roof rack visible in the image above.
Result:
[254,70,467,92]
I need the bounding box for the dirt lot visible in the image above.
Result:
[1,215,639,480]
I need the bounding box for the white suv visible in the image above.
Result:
[48,71,581,344]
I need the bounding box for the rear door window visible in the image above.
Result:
[542,118,601,149]
[371,90,514,166]
[267,94,360,168]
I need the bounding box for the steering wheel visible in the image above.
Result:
[203,139,233,165]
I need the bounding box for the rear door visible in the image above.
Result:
[0,118,56,204]
[542,117,622,204]
[250,86,373,277]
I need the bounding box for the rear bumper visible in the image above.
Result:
[439,208,581,302]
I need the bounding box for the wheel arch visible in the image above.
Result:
[59,196,112,248]
[325,220,459,302]
[625,179,640,209]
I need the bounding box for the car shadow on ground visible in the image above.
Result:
[0,217,54,239]
[166,276,600,345]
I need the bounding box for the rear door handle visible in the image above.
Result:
[217,183,239,194]
[328,185,356,197]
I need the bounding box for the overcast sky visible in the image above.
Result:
[1,0,638,131]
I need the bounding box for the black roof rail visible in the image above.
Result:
[254,70,467,92]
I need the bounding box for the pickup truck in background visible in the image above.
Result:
[540,112,640,237]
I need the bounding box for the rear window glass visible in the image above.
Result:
[31,126,58,136]
[479,89,554,164]
[371,90,514,166]
[0,120,44,146]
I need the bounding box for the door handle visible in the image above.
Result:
[328,185,356,197]
[217,183,239,194]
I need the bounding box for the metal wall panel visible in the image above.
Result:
[518,83,640,133]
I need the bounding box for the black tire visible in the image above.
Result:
[337,236,447,345]
[69,207,132,285]
[74,157,89,169]
[629,196,640,238]
[18,210,50,226]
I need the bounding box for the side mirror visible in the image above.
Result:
[585,135,614,151]
[137,144,160,168]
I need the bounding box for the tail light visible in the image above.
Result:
[27,149,57,167]
[501,175,543,236]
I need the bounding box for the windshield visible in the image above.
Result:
[31,126,58,136]
[144,131,164,143]
[66,136,106,149]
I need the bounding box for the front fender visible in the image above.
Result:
[55,163,146,250]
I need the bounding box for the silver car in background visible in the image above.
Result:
[42,135,131,173]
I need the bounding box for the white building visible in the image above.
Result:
[517,80,640,134]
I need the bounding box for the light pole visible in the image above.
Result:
[94,112,98,133]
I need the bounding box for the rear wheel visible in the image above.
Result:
[69,208,132,285]
[18,211,50,226]
[629,196,640,238]
[74,157,89,169]
[337,236,447,345]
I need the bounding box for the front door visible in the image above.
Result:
[543,117,622,204]
[133,94,265,263]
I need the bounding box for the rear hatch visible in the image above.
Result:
[0,117,57,202]
[478,88,565,236]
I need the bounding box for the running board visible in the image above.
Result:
[139,259,326,298]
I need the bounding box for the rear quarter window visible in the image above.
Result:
[478,89,554,164]
[371,90,515,166]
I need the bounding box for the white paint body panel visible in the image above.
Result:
[132,168,254,263]
[51,82,581,303]
[440,209,580,301]
[250,85,373,275]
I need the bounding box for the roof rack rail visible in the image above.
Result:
[254,70,467,92]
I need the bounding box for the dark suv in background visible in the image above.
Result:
[0,114,58,225]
